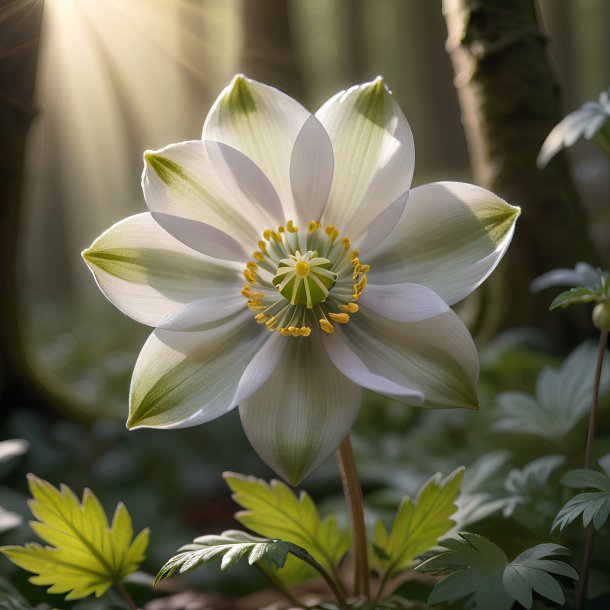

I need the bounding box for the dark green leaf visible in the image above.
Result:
[549,287,599,310]
[417,533,577,610]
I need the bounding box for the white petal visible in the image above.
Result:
[367,182,520,306]
[158,295,246,331]
[142,139,284,255]
[290,114,334,224]
[324,305,479,409]
[239,336,362,485]
[151,212,247,261]
[537,109,592,167]
[359,283,449,322]
[128,312,272,429]
[203,75,311,220]
[316,77,415,240]
[355,191,407,251]
[83,213,242,326]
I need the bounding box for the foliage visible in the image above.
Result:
[494,341,609,439]
[502,455,564,531]
[223,472,349,583]
[553,457,610,531]
[372,468,463,578]
[0,475,149,601]
[417,532,578,610]
[155,529,305,584]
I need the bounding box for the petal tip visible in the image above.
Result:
[221,74,257,114]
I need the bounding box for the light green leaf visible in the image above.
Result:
[155,530,304,584]
[0,475,149,601]
[372,468,463,578]
[223,472,349,583]
[417,533,577,610]
[549,287,599,310]
[553,465,610,531]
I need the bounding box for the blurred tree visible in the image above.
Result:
[443,0,600,344]
[238,0,304,100]
[0,0,75,421]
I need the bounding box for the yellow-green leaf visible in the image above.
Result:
[0,475,149,601]
[223,472,348,583]
[373,467,464,578]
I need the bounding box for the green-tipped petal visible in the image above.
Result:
[367,182,521,306]
[128,314,281,429]
[143,140,284,259]
[324,304,479,410]
[203,75,311,219]
[315,77,415,241]
[239,337,362,485]
[82,213,242,327]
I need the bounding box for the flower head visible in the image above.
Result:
[83,75,520,484]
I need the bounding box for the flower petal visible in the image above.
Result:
[203,75,311,219]
[290,114,334,224]
[239,336,362,485]
[142,139,284,257]
[367,182,520,306]
[359,282,449,322]
[128,312,273,429]
[355,191,407,251]
[316,77,415,240]
[324,305,479,409]
[82,213,242,326]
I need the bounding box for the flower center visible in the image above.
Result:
[241,221,369,337]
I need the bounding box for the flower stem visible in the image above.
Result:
[256,563,308,609]
[337,434,370,598]
[115,581,138,610]
[576,329,607,610]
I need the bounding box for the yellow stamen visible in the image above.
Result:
[278,226,285,233]
[244,270,256,283]
[246,261,258,270]
[289,326,300,337]
[319,319,334,334]
[341,237,351,250]
[300,326,311,336]
[241,285,251,297]
[263,229,273,240]
[279,327,291,336]
[339,303,359,313]
[258,240,267,251]
[360,264,370,273]
[350,250,359,260]
[308,221,319,232]
[329,312,349,324]
[286,220,298,233]
[252,251,264,261]
[254,313,267,324]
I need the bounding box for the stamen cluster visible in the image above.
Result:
[241,221,369,337]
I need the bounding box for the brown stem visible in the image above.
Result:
[576,330,607,609]
[256,563,307,609]
[337,434,369,598]
[115,581,138,610]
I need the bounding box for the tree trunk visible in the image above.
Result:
[443,0,600,344]
[0,0,75,422]
[238,0,304,100]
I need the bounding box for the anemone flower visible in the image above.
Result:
[83,75,520,484]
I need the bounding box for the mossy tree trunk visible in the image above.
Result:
[443,0,599,344]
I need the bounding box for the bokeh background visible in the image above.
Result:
[1,0,609,606]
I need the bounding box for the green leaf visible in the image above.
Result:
[372,467,463,578]
[553,465,610,531]
[495,341,610,439]
[0,475,149,601]
[549,286,599,310]
[417,533,578,610]
[223,472,349,582]
[155,530,304,585]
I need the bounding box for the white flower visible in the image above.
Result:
[537,88,610,168]
[83,75,520,484]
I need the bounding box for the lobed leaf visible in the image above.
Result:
[372,467,463,577]
[0,475,148,601]
[223,472,348,581]
[155,530,304,584]
[417,533,577,610]
[553,465,610,531]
